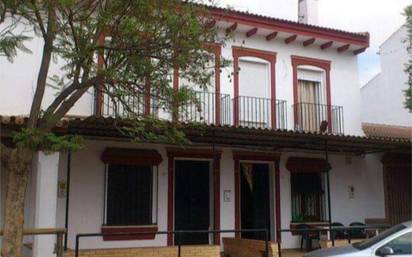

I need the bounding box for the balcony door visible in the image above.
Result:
[238,58,270,128]
[297,68,327,132]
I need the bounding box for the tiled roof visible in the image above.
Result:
[362,123,412,140]
[206,4,369,39]
[1,115,409,154]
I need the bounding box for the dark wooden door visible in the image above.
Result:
[384,167,412,225]
[240,163,270,240]
[175,160,210,245]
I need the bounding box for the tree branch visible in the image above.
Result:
[40,77,99,131]
[31,0,46,38]
[27,4,56,129]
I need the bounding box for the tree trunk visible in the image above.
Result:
[1,147,34,257]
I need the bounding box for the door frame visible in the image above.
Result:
[233,151,281,241]
[167,148,222,246]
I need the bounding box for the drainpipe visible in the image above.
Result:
[64,151,72,250]
[325,141,332,229]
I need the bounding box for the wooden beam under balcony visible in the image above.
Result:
[320,41,333,50]
[285,35,297,44]
[353,47,367,55]
[303,38,316,47]
[226,22,238,35]
[266,31,278,41]
[246,28,258,37]
[337,44,350,53]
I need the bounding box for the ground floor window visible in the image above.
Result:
[105,164,155,226]
[291,172,325,222]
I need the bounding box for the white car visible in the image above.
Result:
[304,221,412,257]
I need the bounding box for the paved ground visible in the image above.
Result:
[281,249,306,257]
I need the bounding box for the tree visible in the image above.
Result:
[404,4,412,112]
[0,1,224,256]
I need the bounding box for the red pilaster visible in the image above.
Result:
[274,161,281,241]
[172,68,179,122]
[95,33,105,117]
[144,73,151,117]
[167,155,174,246]
[234,159,240,238]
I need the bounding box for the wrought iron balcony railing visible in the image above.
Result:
[179,91,231,125]
[102,90,159,118]
[100,90,289,130]
[234,96,287,129]
[293,102,344,134]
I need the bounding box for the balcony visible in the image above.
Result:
[293,102,344,135]
[101,91,344,135]
[234,96,287,129]
[178,91,231,125]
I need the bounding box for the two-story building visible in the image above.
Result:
[0,1,410,257]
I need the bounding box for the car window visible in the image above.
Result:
[383,232,412,255]
[353,224,406,250]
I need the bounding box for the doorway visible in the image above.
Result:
[240,163,271,240]
[384,166,412,225]
[174,160,211,245]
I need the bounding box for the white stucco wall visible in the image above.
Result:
[278,152,385,248]
[1,22,363,135]
[216,28,363,135]
[0,23,95,117]
[57,140,385,250]
[361,26,412,127]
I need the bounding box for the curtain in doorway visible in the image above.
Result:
[297,80,326,132]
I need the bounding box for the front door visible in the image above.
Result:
[384,166,412,225]
[240,163,271,240]
[175,160,210,245]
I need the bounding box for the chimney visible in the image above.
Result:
[298,0,319,25]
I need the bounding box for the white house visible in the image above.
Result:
[0,2,411,257]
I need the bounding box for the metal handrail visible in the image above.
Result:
[0,228,67,257]
[276,224,390,257]
[292,102,344,134]
[75,228,269,257]
[179,91,230,125]
[234,95,287,129]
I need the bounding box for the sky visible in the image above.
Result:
[217,0,410,85]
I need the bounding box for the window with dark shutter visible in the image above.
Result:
[106,164,153,226]
[291,172,325,222]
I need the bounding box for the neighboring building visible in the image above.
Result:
[361,26,411,129]
[0,2,411,257]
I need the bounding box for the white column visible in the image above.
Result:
[32,151,60,257]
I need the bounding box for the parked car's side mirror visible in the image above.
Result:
[377,246,394,256]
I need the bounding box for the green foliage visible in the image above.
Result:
[1,0,227,147]
[118,116,208,146]
[0,31,31,61]
[13,128,84,152]
[0,0,32,62]
[404,4,412,112]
